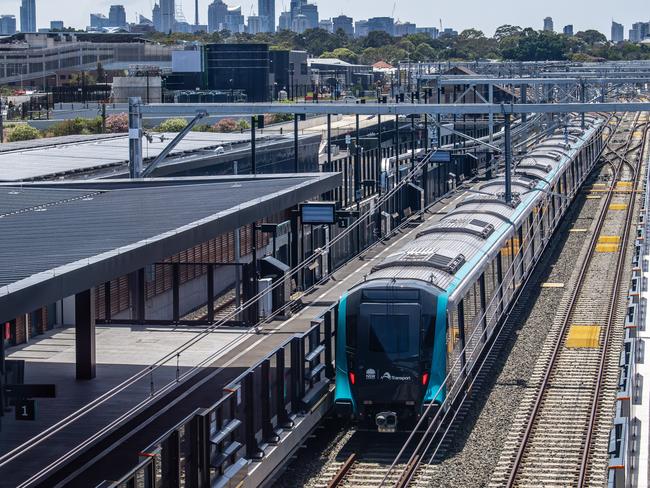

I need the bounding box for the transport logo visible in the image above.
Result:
[381,372,412,381]
[366,369,376,380]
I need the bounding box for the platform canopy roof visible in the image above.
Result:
[0,173,340,322]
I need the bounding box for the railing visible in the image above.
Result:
[607,168,647,487]
[98,306,338,488]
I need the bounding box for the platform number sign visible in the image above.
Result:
[15,399,36,421]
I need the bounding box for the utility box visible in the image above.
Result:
[260,256,291,317]
[258,278,273,318]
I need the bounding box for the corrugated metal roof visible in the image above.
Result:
[0,173,340,322]
[0,132,295,182]
[365,117,602,294]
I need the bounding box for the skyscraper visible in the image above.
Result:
[153,3,162,31]
[109,5,127,27]
[563,25,573,36]
[258,0,275,32]
[20,0,36,33]
[332,15,353,37]
[278,11,291,31]
[208,0,228,33]
[611,21,624,43]
[161,0,175,33]
[300,4,318,30]
[0,15,16,35]
[543,17,554,32]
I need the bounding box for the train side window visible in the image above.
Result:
[447,307,460,353]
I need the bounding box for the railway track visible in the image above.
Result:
[489,110,649,488]
[313,432,429,488]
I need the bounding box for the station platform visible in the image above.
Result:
[0,186,466,487]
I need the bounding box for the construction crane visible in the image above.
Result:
[391,1,398,19]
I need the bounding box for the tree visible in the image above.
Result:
[321,47,359,64]
[363,31,394,49]
[575,30,607,45]
[494,25,522,42]
[413,43,436,62]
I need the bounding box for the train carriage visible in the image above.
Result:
[334,116,606,432]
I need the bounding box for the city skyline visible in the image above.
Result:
[0,0,647,36]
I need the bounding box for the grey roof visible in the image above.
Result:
[0,131,301,183]
[0,173,340,322]
[367,116,602,301]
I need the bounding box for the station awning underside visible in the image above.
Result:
[0,173,340,323]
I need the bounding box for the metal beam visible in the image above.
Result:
[427,76,650,85]
[141,110,208,178]
[137,102,650,117]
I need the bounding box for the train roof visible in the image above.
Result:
[366,115,604,304]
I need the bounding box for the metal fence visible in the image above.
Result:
[98,307,337,488]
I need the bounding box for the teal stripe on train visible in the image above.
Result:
[334,293,356,409]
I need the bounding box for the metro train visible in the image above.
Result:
[334,116,606,431]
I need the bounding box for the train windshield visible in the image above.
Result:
[369,315,412,354]
[366,312,419,359]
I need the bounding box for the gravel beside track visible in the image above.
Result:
[273,162,609,488]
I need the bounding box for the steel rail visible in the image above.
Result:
[327,453,357,488]
[576,115,648,488]
[505,110,642,487]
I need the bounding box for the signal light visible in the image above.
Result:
[349,372,356,385]
[422,372,429,386]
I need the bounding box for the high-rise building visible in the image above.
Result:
[291,14,309,34]
[355,20,369,38]
[161,0,175,33]
[543,16,554,32]
[394,21,416,37]
[611,21,624,43]
[367,17,394,36]
[279,11,291,31]
[630,21,650,42]
[50,20,64,31]
[208,0,228,32]
[299,4,318,30]
[90,13,110,29]
[289,0,305,22]
[247,15,263,34]
[224,6,245,33]
[20,0,36,33]
[332,15,353,37]
[153,3,162,31]
[0,15,16,35]
[109,5,127,27]
[416,26,439,39]
[258,0,275,32]
[563,24,573,36]
[318,19,332,32]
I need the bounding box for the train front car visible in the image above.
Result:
[334,279,446,432]
[334,115,605,433]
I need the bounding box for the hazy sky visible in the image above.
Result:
[0,0,647,38]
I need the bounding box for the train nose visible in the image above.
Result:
[376,411,398,432]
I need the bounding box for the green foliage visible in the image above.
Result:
[321,48,359,64]
[237,119,250,130]
[158,118,189,132]
[143,25,650,63]
[46,117,103,137]
[7,124,40,142]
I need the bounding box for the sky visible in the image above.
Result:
[0,0,647,38]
